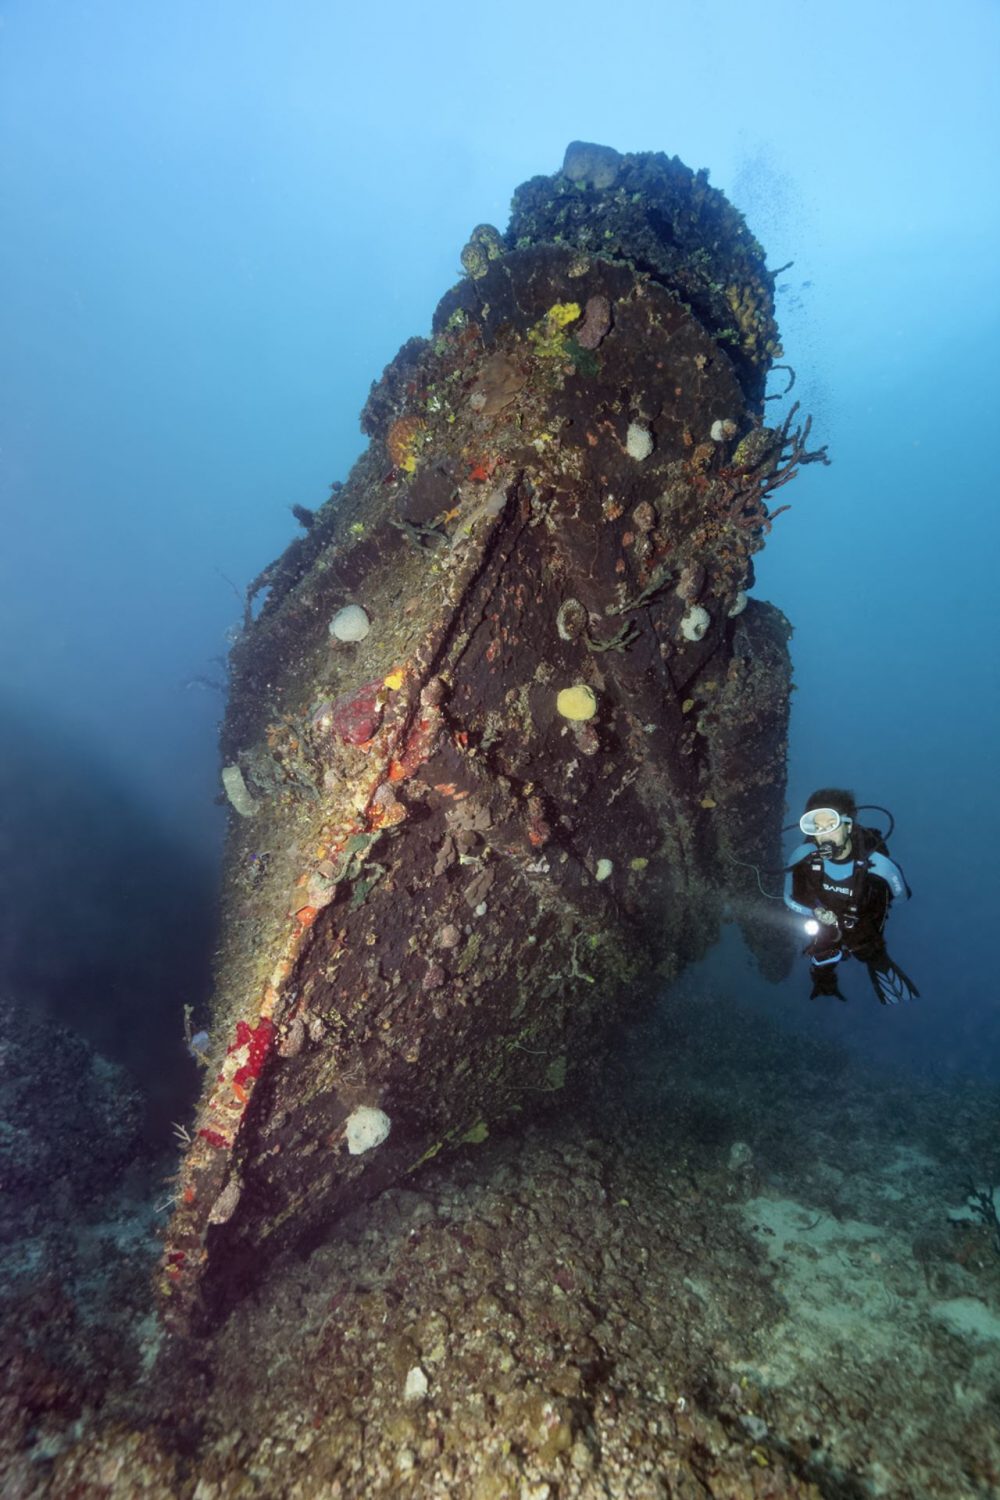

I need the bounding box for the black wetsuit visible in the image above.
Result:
[784,828,917,1003]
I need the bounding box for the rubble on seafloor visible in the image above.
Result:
[4,992,1000,1498]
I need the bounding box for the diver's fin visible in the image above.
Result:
[810,963,847,1002]
[810,982,847,1002]
[868,955,920,1005]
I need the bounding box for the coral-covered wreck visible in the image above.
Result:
[161,142,826,1331]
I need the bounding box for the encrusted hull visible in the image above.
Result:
[161,145,820,1331]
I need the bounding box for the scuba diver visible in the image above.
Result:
[784,788,919,1005]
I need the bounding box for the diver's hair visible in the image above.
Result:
[804,786,858,819]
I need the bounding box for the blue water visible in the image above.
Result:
[2,0,998,1088]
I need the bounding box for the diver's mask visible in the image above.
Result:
[799,807,852,858]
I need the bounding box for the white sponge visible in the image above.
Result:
[345,1105,391,1155]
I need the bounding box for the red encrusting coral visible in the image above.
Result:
[229,1017,275,1089]
[328,680,384,746]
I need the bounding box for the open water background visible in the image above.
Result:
[1,0,997,1084]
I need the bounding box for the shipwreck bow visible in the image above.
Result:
[160,142,826,1331]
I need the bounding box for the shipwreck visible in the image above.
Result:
[160,141,827,1332]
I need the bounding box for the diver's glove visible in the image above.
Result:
[867,955,920,1005]
[813,908,839,926]
[809,963,847,1002]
